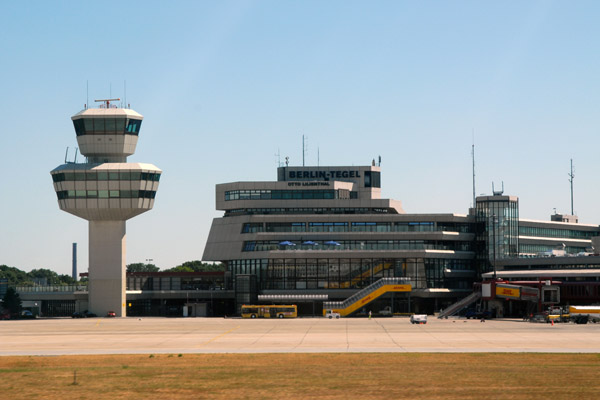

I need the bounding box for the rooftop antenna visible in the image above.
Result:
[472,134,476,208]
[378,155,381,167]
[302,135,307,167]
[64,147,69,163]
[285,156,289,167]
[568,159,575,215]
[492,181,504,196]
[74,148,78,164]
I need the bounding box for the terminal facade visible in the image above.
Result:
[201,163,600,316]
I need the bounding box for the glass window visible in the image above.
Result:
[75,190,86,198]
[115,118,126,133]
[109,190,119,198]
[87,190,98,198]
[97,171,108,180]
[86,171,97,181]
[99,190,109,198]
[119,172,131,180]
[105,118,116,132]
[109,172,119,180]
[73,119,85,136]
[130,172,141,180]
[74,172,86,181]
[84,119,94,133]
[94,118,105,133]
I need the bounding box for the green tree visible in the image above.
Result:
[127,263,160,273]
[0,265,31,286]
[2,287,22,314]
[163,261,224,273]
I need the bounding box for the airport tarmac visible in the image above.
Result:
[1,317,599,356]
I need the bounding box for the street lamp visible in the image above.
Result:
[491,214,497,280]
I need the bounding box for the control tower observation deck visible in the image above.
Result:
[50,99,162,317]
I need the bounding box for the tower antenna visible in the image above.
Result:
[472,133,476,208]
[568,159,575,215]
[302,135,306,167]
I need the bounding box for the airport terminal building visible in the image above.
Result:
[201,163,600,315]
[16,160,600,317]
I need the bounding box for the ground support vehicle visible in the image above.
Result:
[325,310,341,319]
[410,314,427,324]
[241,305,297,319]
[568,306,600,324]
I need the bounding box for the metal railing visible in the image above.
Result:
[323,277,410,310]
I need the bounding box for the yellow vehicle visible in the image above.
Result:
[241,305,298,319]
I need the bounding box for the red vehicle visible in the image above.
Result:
[106,311,116,318]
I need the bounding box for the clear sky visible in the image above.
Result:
[2,1,600,275]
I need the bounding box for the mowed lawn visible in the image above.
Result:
[0,353,599,399]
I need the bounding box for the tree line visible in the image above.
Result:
[0,261,224,287]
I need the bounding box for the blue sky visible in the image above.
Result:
[2,1,600,275]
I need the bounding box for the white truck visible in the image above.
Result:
[325,310,341,319]
[410,314,427,324]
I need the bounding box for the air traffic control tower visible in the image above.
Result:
[51,99,162,317]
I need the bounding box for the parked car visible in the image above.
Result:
[20,310,35,319]
[106,311,116,318]
[464,309,492,320]
[72,310,97,318]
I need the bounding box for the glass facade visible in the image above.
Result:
[476,197,519,270]
[56,189,157,200]
[242,239,473,252]
[228,257,474,291]
[519,226,597,240]
[73,117,142,136]
[225,208,392,216]
[52,171,161,182]
[225,189,337,201]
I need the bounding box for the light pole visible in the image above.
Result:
[491,214,497,280]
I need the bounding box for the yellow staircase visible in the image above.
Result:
[323,277,411,317]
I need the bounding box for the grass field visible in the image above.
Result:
[1,353,599,399]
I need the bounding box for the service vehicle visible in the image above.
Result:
[325,310,341,319]
[410,314,427,324]
[241,305,297,319]
[379,306,393,316]
[568,305,600,324]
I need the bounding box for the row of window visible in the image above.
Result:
[519,226,598,240]
[229,257,473,290]
[56,190,157,199]
[73,118,142,136]
[225,208,391,216]
[225,189,351,201]
[52,171,161,182]
[242,240,473,252]
[518,244,587,255]
[241,221,472,234]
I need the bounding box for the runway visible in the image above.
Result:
[1,317,599,356]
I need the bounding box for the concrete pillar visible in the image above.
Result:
[89,221,126,317]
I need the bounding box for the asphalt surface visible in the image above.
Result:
[1,317,599,356]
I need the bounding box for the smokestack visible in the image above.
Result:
[72,243,77,281]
